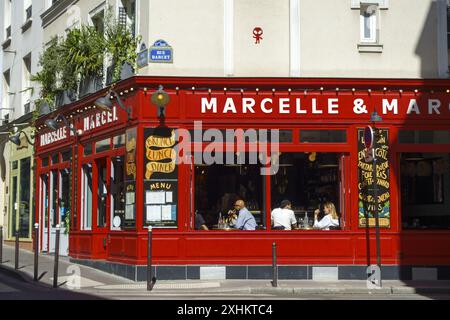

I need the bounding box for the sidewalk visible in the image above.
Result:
[1,244,450,297]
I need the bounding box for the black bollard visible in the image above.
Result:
[15,230,19,270]
[34,224,39,281]
[0,226,3,264]
[147,226,156,291]
[53,225,60,288]
[272,242,278,287]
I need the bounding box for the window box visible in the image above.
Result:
[357,43,383,53]
[21,18,33,33]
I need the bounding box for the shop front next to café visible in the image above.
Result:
[34,77,450,281]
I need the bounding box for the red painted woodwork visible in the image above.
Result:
[34,77,450,267]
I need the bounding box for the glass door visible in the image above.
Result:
[59,168,71,256]
[9,176,18,238]
[40,174,49,252]
[49,170,58,253]
[96,158,109,229]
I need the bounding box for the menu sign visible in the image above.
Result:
[358,129,391,228]
[144,128,178,228]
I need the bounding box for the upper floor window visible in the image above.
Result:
[360,4,378,43]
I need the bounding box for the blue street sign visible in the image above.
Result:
[149,40,173,63]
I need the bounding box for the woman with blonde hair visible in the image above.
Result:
[314,202,340,230]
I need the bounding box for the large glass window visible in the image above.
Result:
[271,153,343,229]
[60,169,72,231]
[19,158,31,238]
[82,164,93,230]
[111,156,125,230]
[10,176,17,237]
[97,159,107,227]
[194,153,265,229]
[51,170,58,228]
[400,153,450,229]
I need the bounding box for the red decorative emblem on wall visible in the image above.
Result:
[253,27,263,44]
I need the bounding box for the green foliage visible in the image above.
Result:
[104,13,141,83]
[63,25,105,79]
[32,13,140,109]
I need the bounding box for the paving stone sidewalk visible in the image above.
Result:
[1,244,450,297]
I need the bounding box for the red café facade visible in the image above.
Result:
[34,77,450,281]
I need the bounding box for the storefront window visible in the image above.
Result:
[300,130,347,143]
[96,138,111,153]
[42,157,49,167]
[111,156,125,230]
[399,130,450,144]
[194,153,265,230]
[60,169,71,230]
[400,153,450,229]
[82,164,93,230]
[19,158,31,238]
[97,159,107,227]
[113,135,126,149]
[12,161,18,170]
[84,143,93,156]
[51,154,59,165]
[10,176,17,236]
[271,153,342,230]
[62,150,72,162]
[51,170,58,228]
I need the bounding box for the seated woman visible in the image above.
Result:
[314,202,340,230]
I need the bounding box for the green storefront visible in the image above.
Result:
[4,125,35,242]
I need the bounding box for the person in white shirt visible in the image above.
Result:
[314,202,340,230]
[271,200,298,231]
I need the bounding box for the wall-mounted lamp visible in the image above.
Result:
[9,131,35,146]
[94,90,132,120]
[151,85,170,119]
[45,114,80,136]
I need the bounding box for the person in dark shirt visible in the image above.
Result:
[195,211,209,230]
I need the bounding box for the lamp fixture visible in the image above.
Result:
[151,85,170,119]
[94,90,132,120]
[9,130,35,146]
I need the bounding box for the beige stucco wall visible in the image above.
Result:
[138,0,225,77]
[39,0,446,79]
[299,0,441,78]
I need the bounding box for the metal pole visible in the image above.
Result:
[272,242,278,287]
[147,226,155,291]
[53,225,60,288]
[0,226,3,264]
[15,230,19,270]
[373,129,382,287]
[34,223,39,281]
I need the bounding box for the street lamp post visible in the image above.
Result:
[370,111,383,287]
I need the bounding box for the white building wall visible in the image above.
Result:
[1,0,46,120]
[39,0,447,79]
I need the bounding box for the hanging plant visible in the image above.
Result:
[104,10,141,83]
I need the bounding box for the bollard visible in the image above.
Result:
[34,224,39,282]
[0,226,3,264]
[53,225,60,289]
[15,230,19,270]
[147,226,156,291]
[272,242,278,287]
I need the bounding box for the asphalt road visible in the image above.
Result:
[0,268,103,300]
[1,267,450,301]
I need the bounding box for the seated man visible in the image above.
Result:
[230,200,257,231]
[195,211,209,230]
[271,200,298,230]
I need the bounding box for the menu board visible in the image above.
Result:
[358,128,391,228]
[143,128,178,228]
